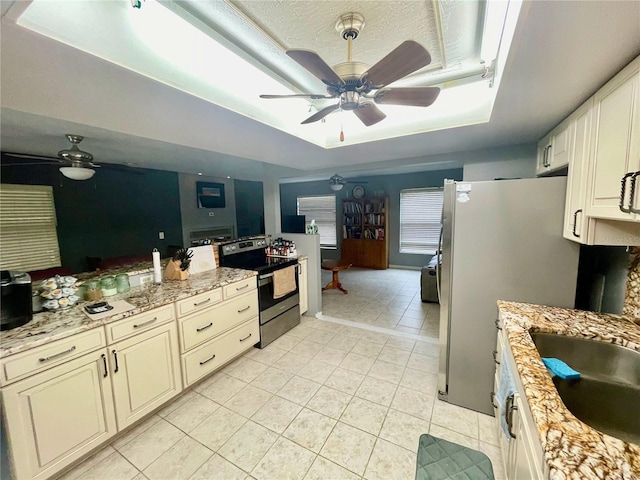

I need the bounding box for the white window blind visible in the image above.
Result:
[297,195,337,247]
[400,188,444,254]
[0,184,62,272]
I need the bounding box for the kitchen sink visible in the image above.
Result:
[530,332,640,445]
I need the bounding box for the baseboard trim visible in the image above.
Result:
[389,265,422,271]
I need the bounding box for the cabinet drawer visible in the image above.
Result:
[179,291,258,352]
[106,305,175,344]
[1,328,106,386]
[175,288,223,317]
[181,318,259,387]
[223,277,256,300]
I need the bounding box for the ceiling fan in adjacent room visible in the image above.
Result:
[2,134,142,180]
[260,12,440,127]
[329,173,368,191]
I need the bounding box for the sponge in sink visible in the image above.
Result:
[542,357,581,380]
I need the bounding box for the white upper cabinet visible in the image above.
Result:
[587,55,640,222]
[536,117,572,176]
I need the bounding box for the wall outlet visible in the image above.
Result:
[159,231,165,240]
[208,212,215,217]
[139,274,153,285]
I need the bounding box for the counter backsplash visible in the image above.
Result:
[624,247,639,320]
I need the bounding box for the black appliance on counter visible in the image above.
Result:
[218,238,300,348]
[1,270,33,330]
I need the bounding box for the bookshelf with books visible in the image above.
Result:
[341,197,389,269]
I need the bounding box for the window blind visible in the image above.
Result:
[0,184,62,272]
[297,195,337,247]
[399,188,444,254]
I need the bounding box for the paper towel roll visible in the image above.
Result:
[152,249,162,284]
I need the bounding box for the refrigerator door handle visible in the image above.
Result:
[436,225,443,303]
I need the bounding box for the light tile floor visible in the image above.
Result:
[58,316,505,480]
[321,267,440,338]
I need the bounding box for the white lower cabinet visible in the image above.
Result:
[1,348,117,480]
[108,321,182,430]
[1,281,260,479]
[298,258,308,315]
[494,323,547,480]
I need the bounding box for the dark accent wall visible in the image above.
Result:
[280,168,463,267]
[1,157,183,274]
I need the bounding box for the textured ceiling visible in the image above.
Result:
[1,1,639,180]
[231,1,445,71]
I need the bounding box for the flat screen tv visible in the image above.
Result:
[197,181,225,208]
[282,215,306,233]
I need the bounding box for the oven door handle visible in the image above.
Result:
[259,272,274,280]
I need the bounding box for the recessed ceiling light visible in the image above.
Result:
[197,172,203,175]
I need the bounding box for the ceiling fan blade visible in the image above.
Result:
[3,152,59,162]
[260,93,335,100]
[1,161,59,167]
[363,40,432,87]
[287,49,345,85]
[374,86,441,107]
[301,104,340,124]
[353,102,386,127]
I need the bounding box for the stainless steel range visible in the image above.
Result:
[218,238,300,348]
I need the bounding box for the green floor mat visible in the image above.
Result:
[415,434,495,480]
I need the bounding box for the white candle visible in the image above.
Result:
[152,248,162,284]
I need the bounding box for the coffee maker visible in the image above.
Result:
[1,270,33,331]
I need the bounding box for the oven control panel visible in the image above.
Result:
[221,238,268,256]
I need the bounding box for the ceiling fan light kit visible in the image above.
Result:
[260,12,440,128]
[59,166,95,181]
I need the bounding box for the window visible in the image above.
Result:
[0,184,62,272]
[297,195,336,247]
[399,188,444,254]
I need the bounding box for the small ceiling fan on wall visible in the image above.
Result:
[2,134,142,180]
[260,12,440,127]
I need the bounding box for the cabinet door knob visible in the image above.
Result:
[572,209,582,238]
[619,172,634,213]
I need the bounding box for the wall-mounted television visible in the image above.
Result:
[197,181,225,208]
[282,215,306,233]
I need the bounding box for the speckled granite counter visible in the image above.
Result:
[0,267,257,359]
[498,301,640,480]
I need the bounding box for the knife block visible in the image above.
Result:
[164,260,189,281]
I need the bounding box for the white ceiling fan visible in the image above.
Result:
[260,12,440,127]
[3,134,141,180]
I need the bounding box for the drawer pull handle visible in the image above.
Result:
[199,354,216,365]
[493,350,500,365]
[490,391,497,409]
[237,306,251,313]
[239,333,252,342]
[494,319,502,331]
[236,284,249,291]
[133,317,158,329]
[112,349,119,373]
[194,298,212,307]
[101,354,108,378]
[197,322,213,332]
[506,393,517,439]
[39,345,76,362]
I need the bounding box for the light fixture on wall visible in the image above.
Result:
[330,183,344,191]
[59,166,96,180]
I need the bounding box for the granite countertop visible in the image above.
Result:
[1,267,257,359]
[498,301,640,480]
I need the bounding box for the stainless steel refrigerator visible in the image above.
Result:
[437,177,580,415]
